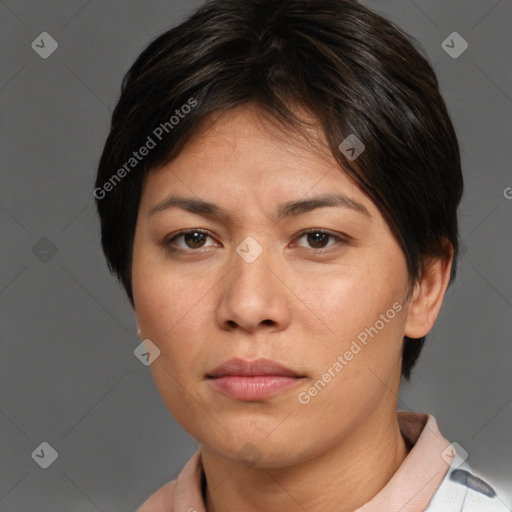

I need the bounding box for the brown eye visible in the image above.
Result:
[163,229,215,252]
[181,231,208,249]
[295,229,344,251]
[306,232,330,249]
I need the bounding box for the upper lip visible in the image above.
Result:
[207,358,303,378]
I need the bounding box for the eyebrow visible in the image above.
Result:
[148,193,370,221]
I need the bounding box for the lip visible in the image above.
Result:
[206,358,305,400]
[207,358,303,378]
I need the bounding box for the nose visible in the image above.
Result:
[215,240,291,334]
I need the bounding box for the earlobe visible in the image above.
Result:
[135,317,143,339]
[404,246,454,339]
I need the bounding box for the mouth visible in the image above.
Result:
[206,358,306,400]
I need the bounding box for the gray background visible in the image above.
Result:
[1,0,511,510]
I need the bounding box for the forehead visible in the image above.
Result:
[158,105,335,178]
[139,104,378,219]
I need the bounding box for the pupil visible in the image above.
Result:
[309,232,327,248]
[186,232,205,248]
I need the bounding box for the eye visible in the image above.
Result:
[162,229,217,253]
[161,228,348,255]
[293,229,347,251]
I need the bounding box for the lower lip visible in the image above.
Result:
[208,375,303,400]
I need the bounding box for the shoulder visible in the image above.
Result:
[426,458,512,512]
[136,479,177,512]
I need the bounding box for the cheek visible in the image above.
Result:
[295,257,404,338]
[132,269,210,428]
[291,253,408,392]
[134,275,208,372]
[132,246,205,340]
[131,256,204,404]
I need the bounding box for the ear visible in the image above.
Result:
[404,244,454,339]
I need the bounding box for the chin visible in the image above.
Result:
[199,429,313,470]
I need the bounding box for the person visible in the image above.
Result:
[94,0,511,510]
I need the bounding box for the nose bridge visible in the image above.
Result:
[231,234,275,294]
[216,234,289,331]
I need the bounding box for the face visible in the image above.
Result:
[132,104,412,468]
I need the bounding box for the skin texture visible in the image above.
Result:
[132,104,453,512]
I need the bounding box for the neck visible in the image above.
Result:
[201,409,409,512]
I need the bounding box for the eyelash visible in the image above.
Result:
[161,228,348,255]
